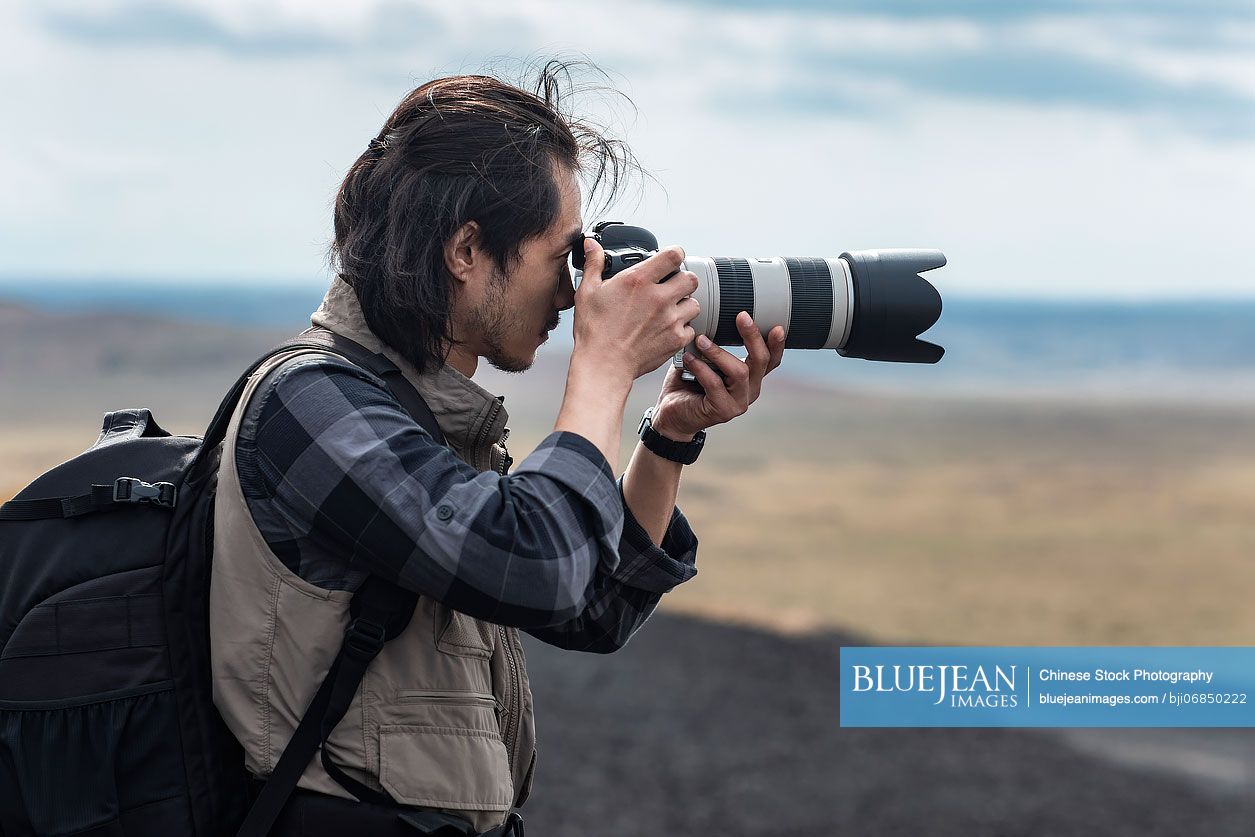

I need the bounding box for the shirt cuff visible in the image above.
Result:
[610,475,700,594]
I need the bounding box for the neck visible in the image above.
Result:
[444,342,479,379]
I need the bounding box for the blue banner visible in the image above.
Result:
[839,647,1255,727]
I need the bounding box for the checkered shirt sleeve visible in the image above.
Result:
[233,354,699,651]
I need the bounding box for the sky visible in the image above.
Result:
[1,0,1252,299]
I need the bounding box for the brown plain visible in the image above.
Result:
[4,301,1252,648]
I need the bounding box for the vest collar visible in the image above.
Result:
[310,276,510,469]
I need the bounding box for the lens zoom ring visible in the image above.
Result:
[713,258,754,345]
[784,258,834,349]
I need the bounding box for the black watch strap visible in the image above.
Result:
[637,408,705,465]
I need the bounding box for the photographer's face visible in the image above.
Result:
[463,164,582,374]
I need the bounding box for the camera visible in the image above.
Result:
[572,221,946,367]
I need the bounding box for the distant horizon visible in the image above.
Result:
[4,275,1255,405]
[2,276,1254,306]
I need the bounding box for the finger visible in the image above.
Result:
[661,269,700,303]
[766,325,786,373]
[678,323,697,351]
[683,352,737,414]
[737,312,771,380]
[636,245,685,285]
[579,236,605,284]
[694,335,750,401]
[678,296,701,324]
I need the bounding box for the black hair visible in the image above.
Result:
[330,60,639,373]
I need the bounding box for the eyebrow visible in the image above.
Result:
[558,227,584,255]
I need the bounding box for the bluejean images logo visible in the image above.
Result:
[852,663,1018,708]
[840,647,1255,728]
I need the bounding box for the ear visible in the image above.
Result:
[444,220,482,286]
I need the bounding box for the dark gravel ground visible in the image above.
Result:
[519,613,1255,837]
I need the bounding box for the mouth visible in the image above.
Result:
[539,314,560,340]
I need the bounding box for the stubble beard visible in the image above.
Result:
[471,269,534,375]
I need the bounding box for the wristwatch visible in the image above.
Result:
[637,407,705,465]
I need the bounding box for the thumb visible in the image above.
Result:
[579,235,605,284]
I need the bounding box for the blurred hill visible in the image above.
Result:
[3,282,1255,402]
[0,297,570,432]
[0,300,288,381]
[0,301,284,485]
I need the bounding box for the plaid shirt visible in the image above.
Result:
[234,353,699,652]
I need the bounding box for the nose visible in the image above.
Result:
[555,265,575,311]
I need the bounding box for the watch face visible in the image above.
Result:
[638,407,654,436]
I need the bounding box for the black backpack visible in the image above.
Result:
[0,328,448,837]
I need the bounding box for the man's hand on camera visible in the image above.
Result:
[649,312,786,443]
[571,237,700,386]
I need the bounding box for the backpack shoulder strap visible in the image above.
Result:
[236,578,417,837]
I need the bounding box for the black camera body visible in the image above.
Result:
[573,222,666,279]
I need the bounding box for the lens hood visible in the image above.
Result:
[838,249,946,364]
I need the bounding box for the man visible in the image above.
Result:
[209,67,785,836]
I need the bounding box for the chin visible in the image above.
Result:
[482,327,548,375]
[486,346,536,375]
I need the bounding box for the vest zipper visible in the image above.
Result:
[496,427,513,475]
[499,624,522,773]
[477,398,521,774]
[474,398,503,472]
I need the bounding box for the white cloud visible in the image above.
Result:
[1011,15,1255,94]
[2,0,1252,298]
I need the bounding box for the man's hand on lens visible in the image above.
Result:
[649,312,786,442]
[572,236,701,385]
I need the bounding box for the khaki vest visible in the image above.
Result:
[210,278,536,831]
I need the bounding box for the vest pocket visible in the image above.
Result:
[396,689,498,709]
[434,605,495,659]
[378,724,513,812]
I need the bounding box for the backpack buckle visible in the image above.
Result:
[344,617,388,659]
[113,477,178,508]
